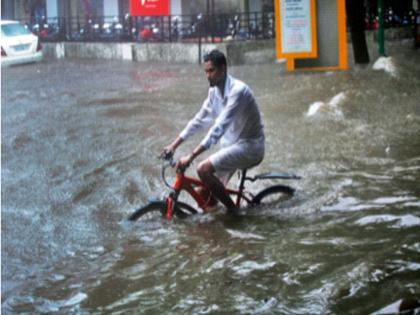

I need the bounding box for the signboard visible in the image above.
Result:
[291,0,348,71]
[275,0,317,59]
[130,0,169,16]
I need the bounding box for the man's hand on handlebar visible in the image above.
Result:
[161,144,177,160]
[161,139,203,171]
[161,137,184,160]
[175,154,193,172]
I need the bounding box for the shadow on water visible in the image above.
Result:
[1,41,420,314]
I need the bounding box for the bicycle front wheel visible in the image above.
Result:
[174,200,199,219]
[128,199,198,221]
[252,185,295,206]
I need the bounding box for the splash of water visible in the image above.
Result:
[306,92,346,119]
[372,56,398,77]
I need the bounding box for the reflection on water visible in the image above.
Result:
[2,42,420,314]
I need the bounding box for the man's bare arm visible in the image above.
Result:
[162,136,184,157]
[176,144,206,170]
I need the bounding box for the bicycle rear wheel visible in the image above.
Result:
[252,185,295,206]
[128,199,198,221]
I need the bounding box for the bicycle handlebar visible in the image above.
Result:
[159,153,187,189]
[161,156,174,189]
[160,150,174,162]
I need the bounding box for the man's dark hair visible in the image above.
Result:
[203,49,227,69]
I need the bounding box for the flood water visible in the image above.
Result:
[2,41,420,314]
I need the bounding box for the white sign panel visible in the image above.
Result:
[280,0,312,53]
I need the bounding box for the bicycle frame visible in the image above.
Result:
[158,155,301,220]
[127,155,300,222]
[165,169,253,220]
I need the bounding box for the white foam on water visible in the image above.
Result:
[372,196,416,205]
[394,215,420,228]
[282,263,323,286]
[403,200,420,208]
[306,101,325,117]
[232,260,276,276]
[253,297,278,313]
[402,242,420,254]
[63,292,87,307]
[355,214,420,228]
[329,92,346,107]
[406,113,420,122]
[34,299,61,313]
[370,298,420,315]
[345,262,371,297]
[306,92,346,118]
[321,196,363,212]
[398,260,420,271]
[104,289,146,311]
[370,299,402,315]
[205,257,228,273]
[198,304,220,314]
[282,272,301,286]
[372,56,398,77]
[49,274,66,282]
[226,229,266,240]
[301,282,335,314]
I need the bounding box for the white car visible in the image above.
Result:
[1,20,43,67]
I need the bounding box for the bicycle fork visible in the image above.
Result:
[166,173,183,220]
[166,193,178,220]
[166,197,174,220]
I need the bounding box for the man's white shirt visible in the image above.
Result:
[179,74,264,149]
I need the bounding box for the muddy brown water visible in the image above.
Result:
[2,42,420,314]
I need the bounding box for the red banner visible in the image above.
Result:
[130,0,169,16]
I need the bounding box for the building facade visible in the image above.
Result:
[1,0,272,22]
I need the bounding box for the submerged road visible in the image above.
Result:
[2,42,420,314]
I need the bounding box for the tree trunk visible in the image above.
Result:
[346,0,370,64]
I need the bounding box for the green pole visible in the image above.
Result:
[378,0,386,56]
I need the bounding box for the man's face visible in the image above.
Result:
[204,60,226,87]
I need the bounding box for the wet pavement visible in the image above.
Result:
[1,41,420,314]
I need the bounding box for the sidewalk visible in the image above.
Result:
[42,40,276,65]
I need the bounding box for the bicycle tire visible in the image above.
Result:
[252,185,295,205]
[174,200,199,219]
[128,199,198,221]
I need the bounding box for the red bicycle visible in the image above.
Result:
[128,154,300,221]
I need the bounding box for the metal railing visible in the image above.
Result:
[19,12,275,43]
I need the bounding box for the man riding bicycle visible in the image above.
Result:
[163,49,265,214]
